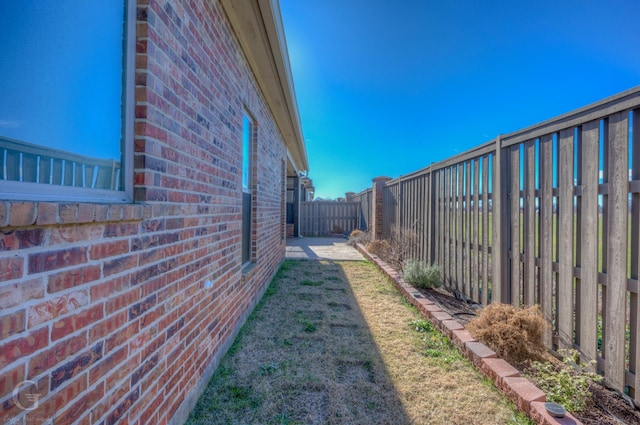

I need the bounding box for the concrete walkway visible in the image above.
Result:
[285,236,365,261]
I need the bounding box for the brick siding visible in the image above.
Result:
[0,1,289,424]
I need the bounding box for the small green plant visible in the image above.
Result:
[402,260,441,289]
[259,362,279,375]
[411,319,435,333]
[526,349,602,412]
[225,385,260,410]
[274,260,293,280]
[302,321,317,333]
[508,411,535,425]
[280,260,293,271]
[264,282,278,296]
[300,279,323,286]
[410,319,459,364]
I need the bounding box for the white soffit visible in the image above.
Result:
[220,0,309,173]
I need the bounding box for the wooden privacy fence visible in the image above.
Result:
[350,86,640,402]
[299,201,360,236]
[350,188,373,231]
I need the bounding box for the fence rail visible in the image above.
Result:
[350,86,640,402]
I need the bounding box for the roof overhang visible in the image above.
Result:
[220,0,309,173]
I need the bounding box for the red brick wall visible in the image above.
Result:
[0,1,288,424]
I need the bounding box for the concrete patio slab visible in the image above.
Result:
[285,236,365,261]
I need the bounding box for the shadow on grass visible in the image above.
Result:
[186,258,410,425]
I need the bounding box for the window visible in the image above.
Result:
[286,176,296,224]
[241,113,254,264]
[0,0,134,202]
[281,160,286,240]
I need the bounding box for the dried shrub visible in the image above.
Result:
[388,225,419,267]
[349,229,367,243]
[467,303,549,366]
[366,240,392,260]
[364,226,420,270]
[347,229,371,247]
[331,225,344,234]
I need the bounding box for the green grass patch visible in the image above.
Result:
[300,279,323,286]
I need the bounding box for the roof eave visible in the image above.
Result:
[220,0,309,173]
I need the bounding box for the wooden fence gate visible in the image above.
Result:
[300,201,360,236]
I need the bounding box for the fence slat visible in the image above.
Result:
[482,155,490,305]
[473,159,480,302]
[421,175,427,261]
[438,170,445,272]
[539,134,554,347]
[601,118,610,371]
[558,128,575,349]
[445,167,451,286]
[465,161,472,298]
[524,140,536,306]
[509,145,521,306]
[604,111,629,391]
[434,172,439,266]
[578,120,599,363]
[492,139,505,303]
[633,109,640,398]
[423,171,438,264]
[457,164,464,292]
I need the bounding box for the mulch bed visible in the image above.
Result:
[416,285,640,425]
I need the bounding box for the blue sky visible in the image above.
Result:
[280,0,640,199]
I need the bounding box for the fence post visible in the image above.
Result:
[371,176,391,240]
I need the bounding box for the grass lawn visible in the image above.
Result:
[187,259,531,424]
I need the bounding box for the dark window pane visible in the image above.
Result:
[242,192,252,263]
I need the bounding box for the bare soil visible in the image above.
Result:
[415,285,640,425]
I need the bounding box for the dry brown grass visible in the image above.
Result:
[467,303,550,367]
[187,260,529,425]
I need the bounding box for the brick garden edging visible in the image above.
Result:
[355,244,581,425]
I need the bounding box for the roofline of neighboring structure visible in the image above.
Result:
[220,0,309,173]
